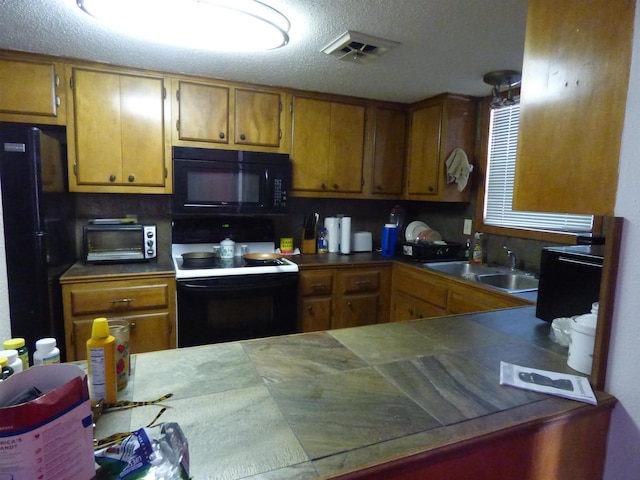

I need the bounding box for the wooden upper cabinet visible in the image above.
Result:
[291,96,365,196]
[405,93,476,202]
[369,107,407,196]
[234,88,281,147]
[68,67,171,193]
[174,79,285,151]
[513,0,634,215]
[177,81,229,143]
[0,58,66,125]
[407,102,442,196]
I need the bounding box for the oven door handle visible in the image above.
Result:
[178,275,298,292]
[557,256,603,268]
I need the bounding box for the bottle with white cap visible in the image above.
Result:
[0,349,22,373]
[33,338,61,365]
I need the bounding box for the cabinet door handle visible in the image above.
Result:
[239,133,246,141]
[332,183,339,190]
[312,284,328,291]
[320,183,327,190]
[219,132,225,139]
[109,174,116,182]
[128,175,135,182]
[307,305,313,313]
[109,298,133,304]
[130,321,136,329]
[356,280,372,288]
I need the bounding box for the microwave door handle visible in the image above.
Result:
[264,168,271,206]
[557,256,603,268]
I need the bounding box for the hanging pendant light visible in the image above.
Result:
[76,0,290,52]
[483,70,521,108]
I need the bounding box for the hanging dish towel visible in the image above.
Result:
[445,148,473,191]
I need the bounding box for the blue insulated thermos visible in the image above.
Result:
[381,224,397,257]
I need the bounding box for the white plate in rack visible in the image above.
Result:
[405,221,430,242]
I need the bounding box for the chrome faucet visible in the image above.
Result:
[503,245,517,270]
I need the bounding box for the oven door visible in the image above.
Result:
[176,272,298,347]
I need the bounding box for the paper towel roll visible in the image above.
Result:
[325,217,339,253]
[340,217,351,254]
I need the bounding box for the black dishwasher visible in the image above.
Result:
[536,245,604,321]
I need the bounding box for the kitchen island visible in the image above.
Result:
[95,306,613,480]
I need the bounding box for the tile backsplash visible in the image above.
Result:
[72,193,561,273]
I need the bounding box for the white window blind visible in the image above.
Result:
[484,102,593,231]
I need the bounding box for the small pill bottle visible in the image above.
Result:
[0,357,14,380]
[33,338,61,365]
[317,227,328,253]
[3,338,29,370]
[0,349,22,373]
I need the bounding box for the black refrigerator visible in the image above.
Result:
[0,124,76,360]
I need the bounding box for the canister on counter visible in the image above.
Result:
[280,237,294,254]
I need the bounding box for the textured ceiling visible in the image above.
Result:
[0,0,528,103]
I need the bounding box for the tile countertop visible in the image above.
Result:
[95,306,612,480]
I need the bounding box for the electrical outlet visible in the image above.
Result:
[463,219,473,235]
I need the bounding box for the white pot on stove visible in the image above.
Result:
[220,237,235,259]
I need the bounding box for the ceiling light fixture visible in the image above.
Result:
[483,70,521,108]
[76,0,290,52]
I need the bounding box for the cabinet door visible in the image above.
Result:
[513,0,633,215]
[291,97,365,194]
[72,68,167,188]
[73,69,123,185]
[71,313,172,361]
[391,290,447,322]
[235,89,281,147]
[328,102,365,193]
[177,81,229,143]
[291,96,331,191]
[407,102,442,196]
[120,74,167,186]
[448,283,530,315]
[333,294,380,329]
[299,297,332,332]
[371,107,406,195]
[0,59,60,119]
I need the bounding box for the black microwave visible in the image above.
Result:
[172,147,291,215]
[536,245,604,321]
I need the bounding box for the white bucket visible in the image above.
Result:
[567,303,598,374]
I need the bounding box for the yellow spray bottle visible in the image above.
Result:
[86,317,117,404]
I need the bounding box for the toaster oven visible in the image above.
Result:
[83,222,157,263]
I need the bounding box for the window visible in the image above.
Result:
[483,101,593,232]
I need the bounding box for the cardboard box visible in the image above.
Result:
[0,364,95,479]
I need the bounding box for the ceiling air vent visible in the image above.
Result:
[321,31,400,64]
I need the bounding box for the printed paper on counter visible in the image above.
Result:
[499,361,597,405]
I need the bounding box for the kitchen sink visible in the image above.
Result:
[421,261,538,293]
[422,261,505,277]
[475,273,539,293]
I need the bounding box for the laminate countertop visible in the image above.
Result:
[95,306,612,479]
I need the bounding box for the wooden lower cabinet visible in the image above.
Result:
[331,395,615,480]
[61,274,176,361]
[298,270,334,332]
[298,265,391,332]
[391,262,532,322]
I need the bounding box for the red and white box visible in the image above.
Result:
[0,364,95,480]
